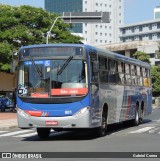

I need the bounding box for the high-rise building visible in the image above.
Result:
[45,0,124,45]
[154,6,160,19]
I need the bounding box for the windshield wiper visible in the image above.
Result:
[57,56,73,75]
[29,56,42,78]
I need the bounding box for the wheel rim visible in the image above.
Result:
[135,108,139,125]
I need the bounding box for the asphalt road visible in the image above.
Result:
[0,108,160,161]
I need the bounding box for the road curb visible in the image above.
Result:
[0,125,18,131]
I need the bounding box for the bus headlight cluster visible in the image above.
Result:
[17,108,30,118]
[73,107,90,118]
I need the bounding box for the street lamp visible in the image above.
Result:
[46,12,110,44]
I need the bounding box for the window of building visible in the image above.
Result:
[157,23,160,29]
[149,34,152,40]
[122,29,126,34]
[139,26,142,31]
[131,28,134,33]
[149,25,152,30]
[157,33,160,38]
[148,53,155,58]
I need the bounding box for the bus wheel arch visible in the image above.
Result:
[96,103,108,137]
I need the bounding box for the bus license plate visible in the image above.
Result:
[46,121,58,126]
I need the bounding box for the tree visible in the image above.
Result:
[0,4,82,72]
[133,51,151,64]
[151,65,160,96]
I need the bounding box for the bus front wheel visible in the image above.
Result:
[96,109,108,137]
[37,128,51,139]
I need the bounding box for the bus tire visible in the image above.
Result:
[132,105,139,126]
[139,103,144,124]
[37,128,51,139]
[96,108,108,137]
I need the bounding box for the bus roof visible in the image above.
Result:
[20,44,150,68]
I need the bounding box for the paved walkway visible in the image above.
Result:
[0,112,18,130]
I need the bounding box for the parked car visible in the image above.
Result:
[0,95,14,111]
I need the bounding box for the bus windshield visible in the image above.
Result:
[18,59,88,98]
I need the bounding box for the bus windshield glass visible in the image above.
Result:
[18,59,88,98]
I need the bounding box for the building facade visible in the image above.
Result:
[119,19,160,43]
[154,6,160,19]
[45,0,124,45]
[98,41,160,66]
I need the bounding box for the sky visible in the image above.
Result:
[0,0,160,25]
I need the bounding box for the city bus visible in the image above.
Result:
[17,44,152,138]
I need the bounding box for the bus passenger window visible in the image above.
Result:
[91,62,98,82]
[124,63,131,85]
[108,60,118,84]
[131,65,137,86]
[117,62,125,84]
[137,66,143,86]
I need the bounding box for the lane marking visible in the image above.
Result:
[0,131,8,134]
[0,130,34,137]
[148,128,159,134]
[130,127,155,133]
[14,132,37,138]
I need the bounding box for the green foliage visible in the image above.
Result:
[151,65,160,96]
[0,4,82,72]
[133,51,151,64]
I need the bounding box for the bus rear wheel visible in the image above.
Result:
[132,106,139,126]
[37,128,51,139]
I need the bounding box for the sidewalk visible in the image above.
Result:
[0,112,18,130]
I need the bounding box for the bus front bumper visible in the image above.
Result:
[17,108,91,129]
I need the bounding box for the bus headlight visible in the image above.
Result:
[73,107,90,118]
[17,108,30,118]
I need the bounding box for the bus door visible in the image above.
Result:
[89,52,100,126]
